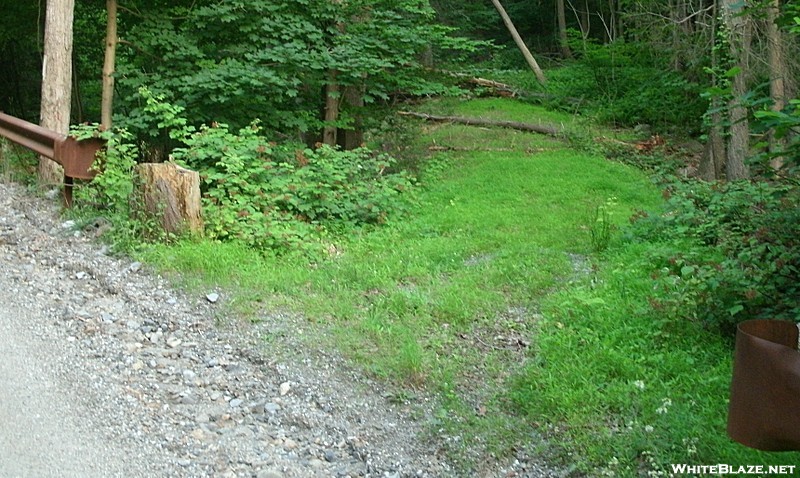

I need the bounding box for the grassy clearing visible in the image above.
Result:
[138,98,798,474]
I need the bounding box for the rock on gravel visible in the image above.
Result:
[0,180,561,478]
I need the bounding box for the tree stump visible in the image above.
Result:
[135,162,203,235]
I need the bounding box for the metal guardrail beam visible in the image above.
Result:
[0,112,104,206]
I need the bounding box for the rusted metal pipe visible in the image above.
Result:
[0,112,104,206]
[0,112,60,158]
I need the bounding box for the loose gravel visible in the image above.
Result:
[0,179,561,478]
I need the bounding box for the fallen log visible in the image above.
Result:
[466,77,516,98]
[398,111,563,137]
[428,145,556,154]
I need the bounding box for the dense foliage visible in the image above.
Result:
[113,0,477,147]
[546,37,705,131]
[173,123,415,255]
[628,181,800,331]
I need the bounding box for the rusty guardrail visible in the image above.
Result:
[0,111,104,206]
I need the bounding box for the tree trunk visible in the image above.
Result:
[699,0,726,181]
[670,0,681,70]
[766,0,786,171]
[135,163,203,235]
[723,0,751,180]
[557,0,572,58]
[337,84,365,150]
[700,118,727,180]
[71,55,83,123]
[490,0,547,85]
[39,0,75,185]
[581,0,590,39]
[101,0,118,130]
[322,70,340,147]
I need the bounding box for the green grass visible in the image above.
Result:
[512,242,800,474]
[0,140,38,185]
[137,98,798,475]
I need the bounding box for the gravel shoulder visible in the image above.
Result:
[0,179,559,478]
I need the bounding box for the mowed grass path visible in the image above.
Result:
[147,98,658,379]
[143,98,665,471]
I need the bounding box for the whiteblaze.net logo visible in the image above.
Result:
[671,464,797,475]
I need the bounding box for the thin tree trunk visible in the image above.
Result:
[610,0,621,40]
[490,0,547,85]
[39,0,75,185]
[101,0,118,130]
[71,54,83,123]
[766,0,786,171]
[322,70,340,147]
[557,0,572,58]
[670,0,681,70]
[723,0,751,180]
[338,84,365,150]
[581,0,590,39]
[700,0,726,180]
[322,0,344,147]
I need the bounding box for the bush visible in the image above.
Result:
[627,180,800,332]
[537,38,705,132]
[172,122,416,255]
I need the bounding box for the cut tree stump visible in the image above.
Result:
[135,162,203,235]
[398,111,563,137]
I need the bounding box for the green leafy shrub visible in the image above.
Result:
[542,38,705,132]
[70,124,137,212]
[753,97,800,175]
[627,180,800,331]
[68,124,173,250]
[172,122,416,255]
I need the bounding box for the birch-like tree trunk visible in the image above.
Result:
[722,0,751,180]
[101,0,118,130]
[490,0,546,85]
[580,0,590,39]
[39,0,75,185]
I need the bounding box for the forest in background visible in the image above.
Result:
[2,1,799,179]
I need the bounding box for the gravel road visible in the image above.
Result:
[0,179,560,478]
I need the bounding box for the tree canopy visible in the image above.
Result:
[1,0,798,172]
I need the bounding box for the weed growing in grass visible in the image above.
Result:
[589,196,618,252]
[173,122,417,256]
[62,124,180,253]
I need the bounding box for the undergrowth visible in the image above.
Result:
[172,121,416,256]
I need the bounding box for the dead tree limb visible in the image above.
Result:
[398,111,562,137]
[490,0,547,85]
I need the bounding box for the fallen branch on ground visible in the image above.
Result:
[428,145,555,154]
[398,111,563,137]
